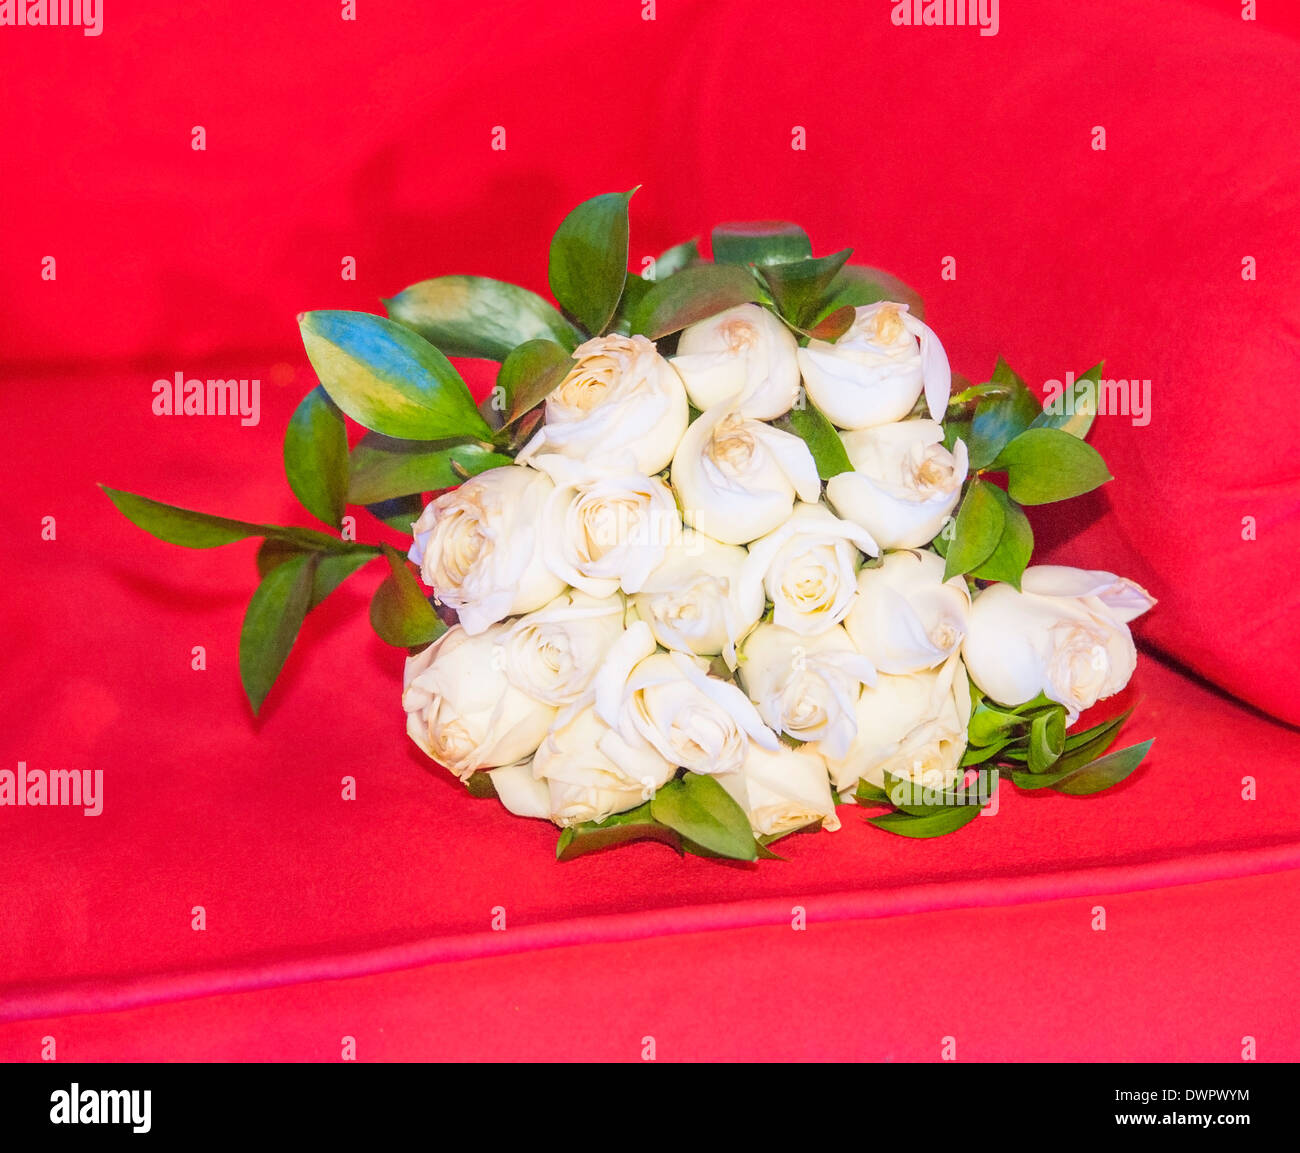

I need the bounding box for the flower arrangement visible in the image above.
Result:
[106,190,1154,862]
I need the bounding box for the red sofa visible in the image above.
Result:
[2,0,1297,1060]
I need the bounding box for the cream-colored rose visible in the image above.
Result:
[530,705,677,827]
[737,623,875,758]
[962,566,1155,722]
[516,334,688,482]
[716,741,842,837]
[501,590,627,707]
[671,403,821,545]
[541,473,681,596]
[485,759,550,820]
[845,549,970,674]
[796,301,951,429]
[819,652,971,794]
[631,529,764,666]
[594,621,778,776]
[738,502,879,636]
[403,624,556,779]
[825,419,968,549]
[671,303,801,419]
[409,464,565,635]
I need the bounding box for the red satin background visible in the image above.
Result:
[2,0,1299,1060]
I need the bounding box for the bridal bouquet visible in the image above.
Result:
[107,190,1154,862]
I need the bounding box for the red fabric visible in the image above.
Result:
[3,0,1296,722]
[3,0,1299,1058]
[4,358,1300,1039]
[4,868,1298,1062]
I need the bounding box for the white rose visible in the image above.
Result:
[716,742,842,837]
[594,621,778,776]
[738,502,879,636]
[484,759,550,819]
[501,590,627,707]
[530,705,676,827]
[962,566,1156,722]
[737,623,875,758]
[825,419,968,549]
[671,303,801,419]
[541,473,681,596]
[409,464,565,635]
[844,549,970,674]
[631,529,764,666]
[796,301,951,429]
[516,334,688,482]
[671,403,821,545]
[403,624,556,779]
[820,652,971,794]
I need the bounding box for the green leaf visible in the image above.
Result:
[101,485,355,553]
[1064,706,1133,753]
[1009,692,1060,716]
[299,310,492,441]
[556,802,683,861]
[1031,362,1102,439]
[611,240,702,335]
[966,358,1041,470]
[369,544,447,648]
[711,221,812,267]
[775,401,852,480]
[548,189,635,335]
[239,552,318,714]
[284,386,349,528]
[651,238,700,280]
[949,381,1017,408]
[868,803,983,838]
[496,338,573,425]
[650,773,759,861]
[992,427,1113,505]
[943,419,970,456]
[854,779,892,805]
[366,494,424,533]
[811,264,926,324]
[383,275,580,360]
[347,433,513,504]
[503,408,543,454]
[104,485,272,549]
[968,700,1025,745]
[943,478,1005,580]
[756,820,820,848]
[804,305,856,342]
[612,274,653,334]
[880,770,978,815]
[628,263,762,339]
[985,694,1070,765]
[677,833,783,860]
[465,771,499,800]
[969,485,1034,590]
[961,735,1018,766]
[762,249,854,327]
[256,539,377,610]
[1009,707,1135,777]
[1013,739,1153,795]
[1027,707,1067,773]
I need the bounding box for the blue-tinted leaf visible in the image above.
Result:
[299,310,491,440]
